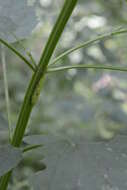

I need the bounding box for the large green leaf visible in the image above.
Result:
[0,0,37,42]
[0,144,22,177]
[24,134,127,190]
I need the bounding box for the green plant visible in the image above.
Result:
[1,0,127,189]
[0,0,78,189]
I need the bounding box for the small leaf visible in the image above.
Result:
[0,144,22,177]
[25,134,127,190]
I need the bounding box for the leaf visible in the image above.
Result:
[0,144,22,177]
[0,0,37,42]
[24,134,127,190]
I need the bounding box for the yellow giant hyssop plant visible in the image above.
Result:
[1,0,127,189]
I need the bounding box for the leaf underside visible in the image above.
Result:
[0,144,22,177]
[24,134,127,190]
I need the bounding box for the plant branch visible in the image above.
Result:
[47,64,127,73]
[27,52,37,68]
[0,38,35,71]
[50,28,127,65]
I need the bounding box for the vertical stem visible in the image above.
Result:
[12,0,78,147]
[0,0,78,189]
[0,172,12,190]
[1,45,12,140]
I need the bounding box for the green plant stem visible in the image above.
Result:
[47,64,127,73]
[0,172,12,190]
[27,52,37,68]
[11,0,78,147]
[50,28,127,65]
[1,45,12,140]
[0,38,35,71]
[0,0,78,189]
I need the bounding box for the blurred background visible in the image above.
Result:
[1,0,127,189]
